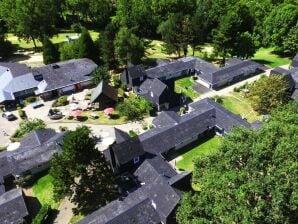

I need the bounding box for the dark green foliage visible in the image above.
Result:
[97,22,119,68]
[177,102,298,223]
[248,75,290,114]
[91,67,110,85]
[32,204,51,224]
[128,130,137,137]
[10,119,46,142]
[52,96,68,107]
[50,126,118,214]
[0,0,60,49]
[114,27,144,65]
[18,109,27,120]
[77,28,98,62]
[263,3,298,55]
[0,40,14,59]
[59,41,79,61]
[117,95,152,121]
[42,37,59,64]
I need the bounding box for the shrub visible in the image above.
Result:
[149,124,154,129]
[128,130,137,137]
[112,74,121,88]
[32,204,51,224]
[59,126,68,132]
[18,109,27,120]
[141,123,148,130]
[25,96,37,104]
[180,107,186,115]
[52,96,68,107]
[212,95,223,104]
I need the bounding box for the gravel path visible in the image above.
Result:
[53,198,76,224]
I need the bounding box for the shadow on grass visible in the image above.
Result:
[164,132,216,162]
[252,59,272,65]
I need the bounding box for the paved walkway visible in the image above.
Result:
[53,198,76,224]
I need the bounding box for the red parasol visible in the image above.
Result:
[104,107,114,115]
[71,109,82,117]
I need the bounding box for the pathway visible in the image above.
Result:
[53,198,76,224]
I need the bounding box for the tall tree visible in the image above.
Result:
[177,102,298,224]
[212,3,256,63]
[77,28,98,62]
[114,27,144,65]
[97,22,119,68]
[0,20,14,59]
[42,37,60,64]
[91,67,110,85]
[263,3,298,55]
[0,0,60,50]
[50,126,118,214]
[248,75,290,114]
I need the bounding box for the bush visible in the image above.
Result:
[25,96,37,104]
[149,124,154,129]
[18,109,27,120]
[128,130,137,137]
[212,95,223,104]
[59,126,68,132]
[52,96,68,107]
[32,204,51,224]
[180,107,186,115]
[112,74,121,88]
[141,123,148,130]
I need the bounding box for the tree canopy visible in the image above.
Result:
[50,126,118,214]
[42,37,59,64]
[177,101,298,224]
[248,75,290,114]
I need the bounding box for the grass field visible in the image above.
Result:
[32,174,59,209]
[7,30,99,50]
[252,47,291,68]
[176,136,221,171]
[175,76,199,100]
[221,92,261,122]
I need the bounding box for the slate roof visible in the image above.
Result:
[78,198,161,224]
[0,130,66,177]
[114,128,131,144]
[152,111,181,128]
[134,156,177,184]
[189,98,251,132]
[34,58,97,93]
[271,67,291,76]
[79,157,187,224]
[0,63,39,103]
[126,64,147,79]
[146,60,189,79]
[110,137,145,165]
[138,78,168,105]
[200,60,265,85]
[0,63,31,77]
[90,81,118,104]
[292,52,298,67]
[0,188,29,224]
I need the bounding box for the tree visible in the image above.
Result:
[177,102,298,223]
[117,95,152,121]
[42,37,59,64]
[114,27,144,65]
[212,3,255,63]
[0,20,14,59]
[91,67,110,85]
[248,75,290,114]
[263,3,298,55]
[50,126,118,214]
[97,22,119,68]
[0,0,60,50]
[59,41,79,61]
[77,28,98,62]
[280,22,298,56]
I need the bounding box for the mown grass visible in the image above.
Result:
[176,136,221,171]
[221,92,261,122]
[175,76,200,100]
[32,174,60,209]
[252,47,290,68]
[7,30,99,50]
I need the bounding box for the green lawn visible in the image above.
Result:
[252,47,290,68]
[176,136,221,171]
[32,174,60,209]
[61,111,128,125]
[7,30,99,50]
[175,76,199,100]
[221,92,261,122]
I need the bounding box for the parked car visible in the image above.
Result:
[48,109,63,120]
[2,112,17,121]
